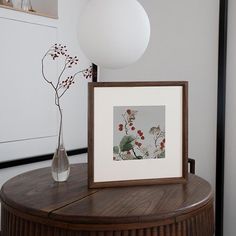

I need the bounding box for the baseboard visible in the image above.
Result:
[0,147,88,169]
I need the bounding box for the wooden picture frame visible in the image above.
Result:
[88,81,188,188]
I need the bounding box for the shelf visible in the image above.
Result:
[0,4,58,19]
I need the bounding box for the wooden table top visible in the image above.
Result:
[0,164,213,225]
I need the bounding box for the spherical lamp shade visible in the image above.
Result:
[78,0,151,69]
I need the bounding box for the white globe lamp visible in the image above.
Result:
[78,0,151,69]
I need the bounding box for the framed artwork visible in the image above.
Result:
[88,81,188,188]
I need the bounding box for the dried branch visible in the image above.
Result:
[41,43,93,153]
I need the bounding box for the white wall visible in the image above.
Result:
[100,0,219,188]
[224,0,236,235]
[0,0,91,230]
[0,0,92,159]
[57,0,92,150]
[0,0,220,232]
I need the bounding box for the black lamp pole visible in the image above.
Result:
[216,0,228,235]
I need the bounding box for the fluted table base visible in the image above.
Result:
[1,201,214,236]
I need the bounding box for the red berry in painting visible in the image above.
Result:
[135,141,139,145]
[119,124,123,127]
[119,127,123,131]
[127,109,131,115]
[138,143,142,147]
[137,130,141,134]
[129,123,133,126]
[141,136,145,140]
[131,126,135,131]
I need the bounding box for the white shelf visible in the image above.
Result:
[0,4,58,19]
[0,4,58,27]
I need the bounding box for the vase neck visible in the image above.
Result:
[58,109,64,149]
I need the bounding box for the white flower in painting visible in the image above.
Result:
[126,109,138,122]
[113,154,122,161]
[153,148,162,158]
[139,147,149,158]
[149,125,161,135]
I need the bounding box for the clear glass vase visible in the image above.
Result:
[21,0,33,11]
[51,115,70,182]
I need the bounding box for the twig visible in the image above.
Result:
[41,44,92,154]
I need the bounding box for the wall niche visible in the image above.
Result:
[0,0,58,19]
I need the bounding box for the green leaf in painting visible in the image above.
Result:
[119,135,135,152]
[113,146,119,154]
[159,151,165,159]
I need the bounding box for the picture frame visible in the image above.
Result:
[88,81,188,188]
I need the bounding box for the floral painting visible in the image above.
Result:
[113,106,165,161]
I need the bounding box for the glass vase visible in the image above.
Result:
[51,115,70,182]
[21,0,33,11]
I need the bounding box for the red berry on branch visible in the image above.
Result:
[138,143,142,147]
[129,123,133,126]
[127,109,131,115]
[119,127,123,131]
[141,136,145,140]
[131,127,135,131]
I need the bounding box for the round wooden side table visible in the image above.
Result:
[0,164,214,236]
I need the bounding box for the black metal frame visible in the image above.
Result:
[0,64,98,170]
[216,0,228,235]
